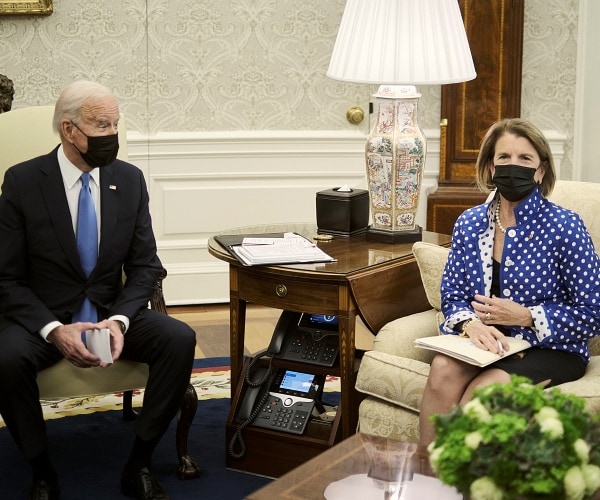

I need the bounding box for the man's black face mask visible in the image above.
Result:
[71,121,119,168]
[493,164,538,202]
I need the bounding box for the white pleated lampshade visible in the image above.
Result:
[327,0,476,85]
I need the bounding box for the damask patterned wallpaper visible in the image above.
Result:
[0,0,579,174]
[522,0,579,177]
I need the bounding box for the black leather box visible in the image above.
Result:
[316,187,369,237]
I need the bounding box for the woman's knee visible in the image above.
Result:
[428,355,478,390]
[430,354,468,378]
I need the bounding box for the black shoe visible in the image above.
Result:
[28,479,60,500]
[120,467,169,500]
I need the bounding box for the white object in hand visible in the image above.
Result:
[85,328,113,364]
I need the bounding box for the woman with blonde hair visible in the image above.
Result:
[419,118,600,446]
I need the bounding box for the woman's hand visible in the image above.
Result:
[472,293,533,328]
[462,319,508,355]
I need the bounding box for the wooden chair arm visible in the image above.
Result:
[150,267,168,314]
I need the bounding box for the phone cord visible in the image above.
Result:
[227,350,273,459]
[227,387,271,459]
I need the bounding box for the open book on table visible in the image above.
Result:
[214,232,335,266]
[415,334,531,367]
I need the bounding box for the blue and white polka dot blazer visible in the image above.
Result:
[440,187,600,363]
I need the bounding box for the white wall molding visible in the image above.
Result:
[128,130,372,304]
[544,130,567,179]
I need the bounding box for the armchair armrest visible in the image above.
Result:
[373,309,440,364]
[149,268,168,314]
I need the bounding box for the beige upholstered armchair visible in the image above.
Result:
[0,106,199,479]
[356,180,600,443]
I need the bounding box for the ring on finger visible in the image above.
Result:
[485,312,492,321]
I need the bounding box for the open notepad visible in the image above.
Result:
[415,334,531,367]
[215,232,335,266]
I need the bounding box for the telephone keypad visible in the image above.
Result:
[251,395,313,435]
[282,331,338,367]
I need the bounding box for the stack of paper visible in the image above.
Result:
[229,232,335,266]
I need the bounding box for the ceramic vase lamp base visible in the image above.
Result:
[365,85,425,244]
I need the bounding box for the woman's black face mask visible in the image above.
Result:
[493,164,539,202]
[71,121,119,168]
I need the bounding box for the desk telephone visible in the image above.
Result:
[228,311,336,458]
[237,365,325,435]
[271,310,339,367]
[229,363,326,458]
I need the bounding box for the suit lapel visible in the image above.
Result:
[39,155,83,277]
[98,165,119,261]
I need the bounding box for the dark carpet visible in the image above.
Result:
[0,359,272,499]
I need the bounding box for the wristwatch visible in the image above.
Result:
[115,320,126,334]
[459,318,479,338]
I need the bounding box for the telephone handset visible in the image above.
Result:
[229,362,275,459]
[267,310,302,356]
[236,365,273,423]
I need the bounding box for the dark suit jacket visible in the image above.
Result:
[0,146,163,333]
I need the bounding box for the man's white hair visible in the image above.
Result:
[52,80,115,136]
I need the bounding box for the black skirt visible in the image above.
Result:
[490,348,586,387]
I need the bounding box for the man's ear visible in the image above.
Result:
[61,119,75,143]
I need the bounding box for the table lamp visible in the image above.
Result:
[327,0,476,242]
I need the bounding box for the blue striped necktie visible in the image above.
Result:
[72,172,98,324]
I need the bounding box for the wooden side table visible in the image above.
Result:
[208,224,451,440]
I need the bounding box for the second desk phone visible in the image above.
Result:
[270,310,339,367]
[237,367,325,435]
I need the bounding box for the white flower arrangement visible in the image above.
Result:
[429,376,600,499]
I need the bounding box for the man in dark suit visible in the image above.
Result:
[0,81,196,500]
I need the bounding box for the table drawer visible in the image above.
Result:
[237,272,339,312]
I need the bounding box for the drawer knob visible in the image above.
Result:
[275,284,287,297]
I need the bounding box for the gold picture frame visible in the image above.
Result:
[0,0,53,15]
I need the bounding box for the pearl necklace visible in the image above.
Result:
[495,201,506,234]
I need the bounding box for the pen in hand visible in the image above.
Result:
[497,339,505,356]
